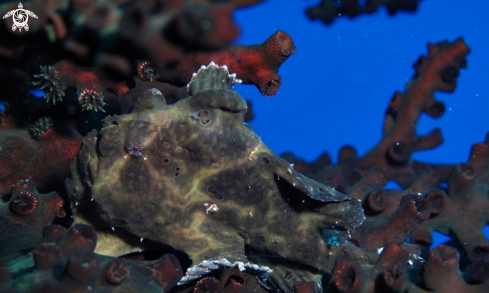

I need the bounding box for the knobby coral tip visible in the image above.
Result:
[105,259,129,285]
[54,199,66,218]
[137,61,159,82]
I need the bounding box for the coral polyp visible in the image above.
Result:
[10,191,39,215]
[31,65,65,105]
[78,89,106,112]
[104,259,129,285]
[30,117,53,139]
[137,61,159,82]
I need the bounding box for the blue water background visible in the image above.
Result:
[233,0,489,245]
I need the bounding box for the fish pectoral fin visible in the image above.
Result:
[269,154,365,229]
[317,199,365,230]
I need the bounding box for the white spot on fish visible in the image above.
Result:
[206,204,219,214]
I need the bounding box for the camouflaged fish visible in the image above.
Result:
[66,62,370,284]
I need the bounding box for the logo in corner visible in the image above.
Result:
[2,3,37,32]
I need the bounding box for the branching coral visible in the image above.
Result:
[410,138,489,264]
[278,37,489,292]
[289,38,470,189]
[323,242,489,292]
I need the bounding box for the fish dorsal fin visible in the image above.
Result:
[187,61,242,96]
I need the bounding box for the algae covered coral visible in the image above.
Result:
[0,0,488,292]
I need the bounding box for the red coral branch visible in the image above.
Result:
[157,30,296,96]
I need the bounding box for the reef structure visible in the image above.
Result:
[0,0,487,292]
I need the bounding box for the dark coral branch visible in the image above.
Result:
[6,223,184,292]
[288,39,470,190]
[0,114,82,196]
[306,0,421,25]
[352,194,431,249]
[0,180,65,265]
[410,137,489,263]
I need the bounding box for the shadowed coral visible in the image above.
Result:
[6,223,183,292]
[0,180,65,265]
[193,277,221,293]
[334,136,489,283]
[323,243,489,292]
[324,242,424,293]
[66,63,368,284]
[104,259,129,285]
[351,193,431,249]
[0,0,262,73]
[0,113,82,196]
[52,60,130,97]
[35,60,129,112]
[409,137,489,264]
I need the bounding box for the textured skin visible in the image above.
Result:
[66,65,366,274]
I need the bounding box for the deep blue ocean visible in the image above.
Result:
[232,0,489,246]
